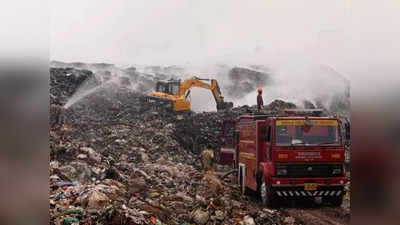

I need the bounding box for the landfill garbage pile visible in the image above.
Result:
[49,67,306,225]
[50,66,353,225]
[50,67,99,105]
[50,61,179,95]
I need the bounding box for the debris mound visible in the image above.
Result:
[50,67,306,225]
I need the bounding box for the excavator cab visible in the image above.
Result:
[155,79,181,95]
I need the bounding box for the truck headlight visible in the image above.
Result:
[276,168,287,176]
[332,168,342,175]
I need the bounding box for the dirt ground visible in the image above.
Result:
[247,194,350,225]
[283,199,350,225]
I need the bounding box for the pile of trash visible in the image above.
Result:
[49,67,306,225]
[50,67,99,105]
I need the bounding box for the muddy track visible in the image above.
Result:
[282,199,350,225]
[239,189,350,225]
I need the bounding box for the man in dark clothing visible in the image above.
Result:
[257,88,264,111]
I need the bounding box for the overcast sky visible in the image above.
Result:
[51,0,400,90]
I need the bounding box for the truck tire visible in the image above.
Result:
[261,180,276,208]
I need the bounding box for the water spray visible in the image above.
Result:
[63,76,119,109]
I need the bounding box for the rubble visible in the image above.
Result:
[243,215,256,225]
[50,67,98,105]
[191,208,209,225]
[266,99,296,111]
[84,190,110,210]
[49,67,349,225]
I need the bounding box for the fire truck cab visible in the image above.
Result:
[221,109,347,207]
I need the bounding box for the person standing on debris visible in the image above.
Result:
[257,88,264,111]
[201,144,215,172]
[51,103,65,128]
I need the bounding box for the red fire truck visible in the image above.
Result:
[219,109,348,207]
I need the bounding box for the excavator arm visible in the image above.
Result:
[177,77,233,110]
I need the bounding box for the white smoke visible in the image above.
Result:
[62,65,145,109]
[57,59,349,113]
[239,63,350,109]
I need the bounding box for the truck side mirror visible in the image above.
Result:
[260,125,270,142]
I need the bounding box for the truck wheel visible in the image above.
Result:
[261,181,276,208]
[329,195,343,207]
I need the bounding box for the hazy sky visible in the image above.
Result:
[51,0,400,89]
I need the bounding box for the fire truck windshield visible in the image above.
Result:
[275,119,340,146]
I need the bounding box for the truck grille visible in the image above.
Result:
[276,163,342,178]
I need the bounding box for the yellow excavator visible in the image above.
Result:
[144,76,233,112]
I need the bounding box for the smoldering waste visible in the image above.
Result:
[50,67,346,225]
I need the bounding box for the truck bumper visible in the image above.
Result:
[270,177,347,198]
[272,185,344,198]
